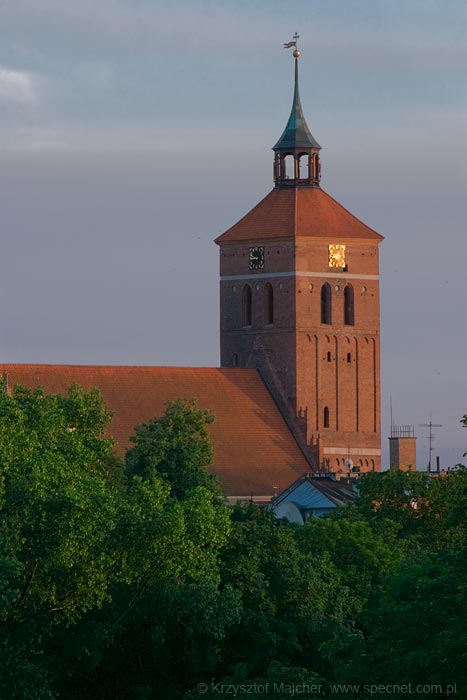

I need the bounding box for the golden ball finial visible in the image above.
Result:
[293,49,301,58]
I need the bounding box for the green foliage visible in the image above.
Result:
[0,384,120,622]
[369,551,467,685]
[350,468,434,544]
[59,483,236,700]
[57,399,232,700]
[353,466,467,549]
[218,505,353,681]
[0,386,232,699]
[0,384,121,698]
[296,516,400,603]
[2,391,467,698]
[125,398,219,499]
[323,467,467,695]
[329,545,467,693]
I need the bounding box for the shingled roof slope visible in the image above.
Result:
[0,365,308,499]
[215,187,383,243]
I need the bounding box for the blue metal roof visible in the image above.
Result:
[273,474,356,509]
[281,479,335,509]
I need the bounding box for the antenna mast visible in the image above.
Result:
[419,420,443,472]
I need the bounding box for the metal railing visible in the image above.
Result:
[390,425,415,438]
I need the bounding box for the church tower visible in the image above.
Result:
[215,47,383,474]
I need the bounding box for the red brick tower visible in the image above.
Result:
[215,49,383,473]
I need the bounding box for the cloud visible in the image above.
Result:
[0,67,36,102]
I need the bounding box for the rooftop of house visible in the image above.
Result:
[272,472,357,510]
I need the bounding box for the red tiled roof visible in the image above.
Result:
[215,187,383,243]
[0,365,308,499]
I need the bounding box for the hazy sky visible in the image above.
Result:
[0,0,466,468]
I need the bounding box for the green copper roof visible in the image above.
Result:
[273,58,321,151]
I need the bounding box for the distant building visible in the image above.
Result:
[271,473,356,524]
[389,425,417,471]
[0,50,385,501]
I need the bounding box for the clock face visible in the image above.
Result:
[249,246,265,270]
[328,244,346,269]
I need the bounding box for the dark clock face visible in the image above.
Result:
[249,246,265,270]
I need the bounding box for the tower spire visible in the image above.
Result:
[273,38,321,187]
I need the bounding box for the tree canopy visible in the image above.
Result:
[0,384,465,698]
[0,387,230,698]
[125,398,219,499]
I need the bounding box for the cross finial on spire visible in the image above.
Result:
[283,32,299,49]
[283,32,301,58]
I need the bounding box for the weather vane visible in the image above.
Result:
[283,32,300,57]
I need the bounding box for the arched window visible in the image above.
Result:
[311,153,317,179]
[232,353,239,367]
[298,153,309,179]
[264,283,274,325]
[344,285,355,326]
[284,154,295,179]
[327,351,332,362]
[347,352,352,363]
[323,406,330,428]
[321,283,332,325]
[242,285,252,327]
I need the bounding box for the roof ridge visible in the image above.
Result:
[0,364,261,373]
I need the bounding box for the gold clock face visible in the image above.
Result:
[328,244,346,269]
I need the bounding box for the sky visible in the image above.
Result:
[0,0,466,468]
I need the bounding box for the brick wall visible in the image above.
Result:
[219,234,382,474]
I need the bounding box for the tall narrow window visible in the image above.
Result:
[298,153,309,179]
[264,283,274,325]
[284,154,295,179]
[344,285,355,326]
[321,283,332,324]
[242,285,252,327]
[323,406,330,428]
